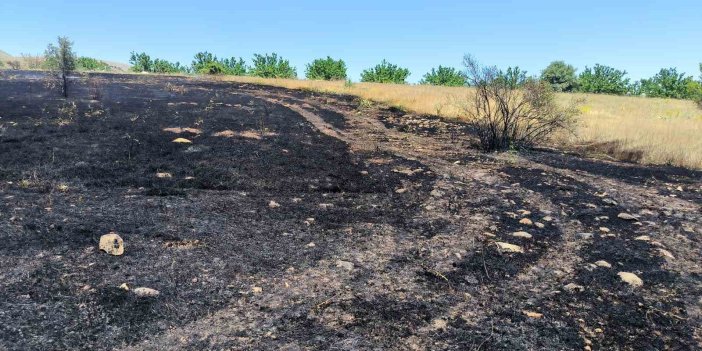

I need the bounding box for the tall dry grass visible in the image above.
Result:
[222,76,702,169]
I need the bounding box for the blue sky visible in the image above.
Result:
[1,0,700,82]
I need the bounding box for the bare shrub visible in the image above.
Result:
[165,82,186,94]
[460,55,580,150]
[87,76,106,100]
[6,60,21,70]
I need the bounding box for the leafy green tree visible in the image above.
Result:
[221,57,247,76]
[192,52,217,73]
[153,58,188,73]
[578,64,630,95]
[250,53,297,78]
[541,61,577,92]
[496,66,528,89]
[45,36,77,97]
[360,60,410,84]
[76,57,111,71]
[420,66,466,86]
[638,68,695,99]
[129,52,153,72]
[305,56,347,80]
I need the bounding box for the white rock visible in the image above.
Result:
[519,218,533,226]
[268,200,281,209]
[336,260,354,271]
[133,287,160,297]
[594,260,612,268]
[618,272,643,287]
[512,231,533,239]
[617,213,637,221]
[495,242,524,253]
[99,232,124,256]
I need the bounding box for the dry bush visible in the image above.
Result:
[87,76,106,100]
[165,82,186,94]
[6,60,21,70]
[460,55,579,150]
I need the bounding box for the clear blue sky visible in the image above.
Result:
[2,0,700,82]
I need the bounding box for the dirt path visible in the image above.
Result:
[1,73,700,350]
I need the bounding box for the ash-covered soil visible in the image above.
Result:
[0,71,700,350]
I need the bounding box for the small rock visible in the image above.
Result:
[172,137,192,144]
[599,227,610,233]
[542,216,553,222]
[155,172,172,178]
[268,200,281,209]
[534,222,545,229]
[522,310,543,319]
[519,218,533,226]
[336,260,354,271]
[306,242,316,248]
[618,272,643,287]
[512,231,533,239]
[576,232,594,240]
[360,170,368,175]
[617,213,637,221]
[119,283,129,291]
[564,283,585,292]
[634,235,650,241]
[431,318,448,330]
[99,232,124,256]
[133,287,160,297]
[430,189,444,197]
[594,260,612,268]
[252,286,263,294]
[657,248,675,260]
[495,242,524,253]
[319,203,333,209]
[676,186,683,192]
[395,188,407,194]
[518,210,532,216]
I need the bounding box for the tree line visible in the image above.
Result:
[7,36,702,103]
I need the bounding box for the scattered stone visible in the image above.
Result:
[564,283,585,292]
[252,286,263,294]
[617,213,637,221]
[268,200,281,209]
[522,310,543,319]
[676,186,683,192]
[618,272,643,287]
[634,235,651,241]
[495,242,524,253]
[534,222,545,229]
[482,232,496,238]
[360,170,368,175]
[119,283,129,291]
[431,318,448,330]
[594,260,612,268]
[133,287,160,297]
[395,188,407,194]
[576,232,594,240]
[542,216,553,222]
[99,232,124,256]
[306,242,316,248]
[430,189,444,197]
[304,218,315,226]
[602,198,618,206]
[172,137,192,144]
[512,231,533,239]
[519,218,533,226]
[319,203,333,209]
[599,227,610,233]
[518,210,532,216]
[657,248,675,260]
[336,260,354,271]
[155,172,172,178]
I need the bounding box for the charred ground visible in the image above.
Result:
[0,71,700,350]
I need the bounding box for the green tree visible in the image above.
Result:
[578,64,630,95]
[45,36,77,97]
[250,53,297,78]
[76,57,111,71]
[129,52,153,72]
[541,61,577,92]
[360,60,410,84]
[638,68,695,99]
[496,66,528,89]
[305,56,347,80]
[192,52,217,73]
[420,66,466,86]
[221,57,247,76]
[153,58,187,73]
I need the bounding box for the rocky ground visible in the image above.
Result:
[0,71,700,350]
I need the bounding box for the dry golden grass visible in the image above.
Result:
[222,76,702,169]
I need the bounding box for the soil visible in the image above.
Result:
[0,71,701,350]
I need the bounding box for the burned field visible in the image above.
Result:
[0,72,701,350]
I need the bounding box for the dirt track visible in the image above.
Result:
[0,72,701,350]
